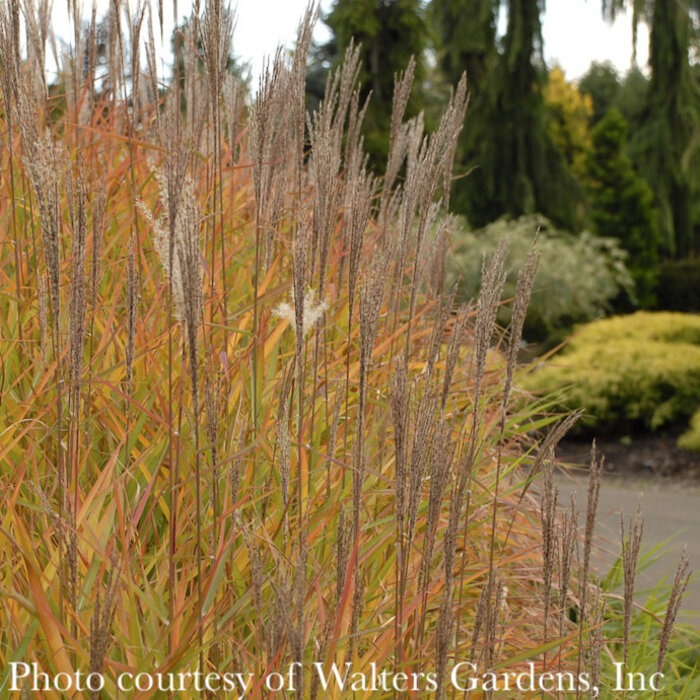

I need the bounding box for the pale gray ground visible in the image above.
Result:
[555,474,699,625]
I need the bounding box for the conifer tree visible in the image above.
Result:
[579,61,621,125]
[586,108,661,307]
[323,0,428,167]
[614,66,648,133]
[461,0,583,230]
[430,0,497,95]
[642,0,699,256]
[429,0,498,215]
[602,0,700,256]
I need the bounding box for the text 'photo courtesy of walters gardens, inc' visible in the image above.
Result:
[0,0,697,698]
[7,661,669,696]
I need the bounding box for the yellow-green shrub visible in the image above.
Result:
[526,312,700,438]
[679,409,700,451]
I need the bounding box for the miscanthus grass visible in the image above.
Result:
[0,1,694,698]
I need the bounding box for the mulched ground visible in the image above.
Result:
[556,429,700,483]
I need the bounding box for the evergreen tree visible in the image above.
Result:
[579,62,649,134]
[615,66,648,133]
[641,0,700,256]
[461,0,584,230]
[322,0,428,167]
[579,61,621,125]
[430,0,497,95]
[585,108,661,307]
[602,0,700,256]
[429,0,498,215]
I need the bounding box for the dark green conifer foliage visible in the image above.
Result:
[586,108,660,308]
[614,66,648,133]
[430,0,497,94]
[461,0,583,230]
[579,61,621,125]
[324,0,428,167]
[429,0,498,216]
[601,0,700,256]
[640,0,700,257]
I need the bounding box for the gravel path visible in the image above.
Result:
[556,474,699,623]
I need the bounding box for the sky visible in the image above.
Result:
[49,0,649,85]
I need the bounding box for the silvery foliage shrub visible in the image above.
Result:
[448,214,634,340]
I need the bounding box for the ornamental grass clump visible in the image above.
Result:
[0,2,694,698]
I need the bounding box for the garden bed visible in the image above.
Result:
[556,429,700,482]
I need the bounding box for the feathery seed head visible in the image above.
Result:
[273,287,328,339]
